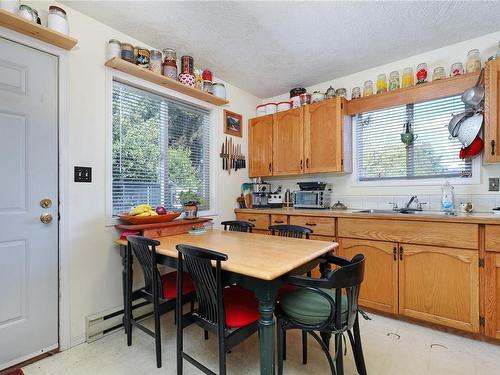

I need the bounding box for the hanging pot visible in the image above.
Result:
[459,136,483,159]
[448,109,474,137]
[462,68,485,107]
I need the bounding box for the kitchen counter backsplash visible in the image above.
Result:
[330,194,500,213]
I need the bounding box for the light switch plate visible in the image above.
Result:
[74,166,92,183]
[489,178,499,191]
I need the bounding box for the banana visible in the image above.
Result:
[135,204,153,210]
[136,211,152,217]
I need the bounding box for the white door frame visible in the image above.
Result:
[0,26,72,351]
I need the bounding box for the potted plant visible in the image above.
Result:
[179,190,205,220]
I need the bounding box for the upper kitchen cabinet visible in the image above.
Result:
[273,107,304,175]
[484,58,500,162]
[248,98,352,177]
[304,97,352,173]
[249,114,274,177]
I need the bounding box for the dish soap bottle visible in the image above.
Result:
[441,181,455,214]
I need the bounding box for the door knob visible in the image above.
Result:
[40,198,52,208]
[40,213,53,224]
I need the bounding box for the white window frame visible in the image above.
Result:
[351,116,481,187]
[105,69,219,226]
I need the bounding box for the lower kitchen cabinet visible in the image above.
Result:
[398,244,479,333]
[235,212,269,231]
[485,252,500,339]
[338,238,398,314]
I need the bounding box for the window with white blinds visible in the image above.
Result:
[112,81,211,216]
[356,95,472,181]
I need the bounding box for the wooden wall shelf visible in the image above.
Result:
[105,57,229,106]
[0,9,78,50]
[346,72,480,115]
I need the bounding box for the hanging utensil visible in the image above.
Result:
[457,113,484,147]
[462,68,485,108]
[221,142,225,170]
[448,109,474,138]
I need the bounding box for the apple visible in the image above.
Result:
[155,206,167,215]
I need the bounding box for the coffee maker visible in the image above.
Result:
[251,182,271,208]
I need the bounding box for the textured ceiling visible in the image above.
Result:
[64,1,500,98]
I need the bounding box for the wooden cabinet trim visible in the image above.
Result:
[484,252,500,338]
[485,225,500,252]
[338,218,479,249]
[484,59,500,163]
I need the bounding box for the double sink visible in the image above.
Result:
[355,209,454,216]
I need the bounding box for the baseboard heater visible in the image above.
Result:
[86,300,153,343]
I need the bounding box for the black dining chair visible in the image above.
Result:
[275,253,367,375]
[175,244,260,375]
[221,220,255,233]
[269,224,313,239]
[125,235,196,368]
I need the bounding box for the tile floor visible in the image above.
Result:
[23,312,499,375]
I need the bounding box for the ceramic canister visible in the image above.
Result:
[212,83,226,99]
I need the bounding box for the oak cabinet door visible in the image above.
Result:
[398,244,479,332]
[304,98,343,172]
[485,252,500,339]
[484,58,500,162]
[235,212,270,231]
[273,107,304,175]
[248,114,273,177]
[338,238,398,314]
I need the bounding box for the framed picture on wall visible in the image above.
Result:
[223,110,243,137]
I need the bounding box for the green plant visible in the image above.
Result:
[179,190,206,206]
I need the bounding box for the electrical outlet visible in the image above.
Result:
[74,166,92,183]
[489,177,499,191]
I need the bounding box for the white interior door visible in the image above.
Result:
[0,37,58,370]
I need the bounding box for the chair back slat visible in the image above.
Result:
[269,224,312,239]
[176,244,228,325]
[127,235,162,296]
[221,220,254,233]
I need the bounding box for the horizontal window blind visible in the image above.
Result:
[356,95,472,181]
[112,81,210,216]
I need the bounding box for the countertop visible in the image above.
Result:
[235,207,500,225]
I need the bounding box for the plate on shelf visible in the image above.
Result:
[119,212,181,224]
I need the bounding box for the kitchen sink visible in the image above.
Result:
[355,209,455,216]
[355,209,403,214]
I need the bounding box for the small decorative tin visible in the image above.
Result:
[181,55,194,74]
[202,70,213,82]
[107,39,121,60]
[136,47,150,68]
[120,43,134,63]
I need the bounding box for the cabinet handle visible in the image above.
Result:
[306,158,309,168]
[248,218,257,222]
[399,246,403,261]
[393,247,397,261]
[305,222,317,226]
[269,162,272,172]
[491,140,496,156]
[274,220,284,224]
[300,159,303,170]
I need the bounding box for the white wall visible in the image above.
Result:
[261,31,500,212]
[21,1,258,347]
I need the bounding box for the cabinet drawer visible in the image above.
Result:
[289,216,336,236]
[270,214,289,225]
[485,225,500,252]
[309,234,336,242]
[235,213,270,230]
[338,218,478,249]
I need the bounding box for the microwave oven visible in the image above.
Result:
[293,190,331,209]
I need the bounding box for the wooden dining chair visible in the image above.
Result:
[276,253,367,375]
[269,224,313,239]
[221,220,255,232]
[125,235,196,368]
[175,244,260,375]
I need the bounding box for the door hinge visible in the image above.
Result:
[479,258,485,268]
[480,316,485,326]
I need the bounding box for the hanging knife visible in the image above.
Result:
[221,142,225,170]
[228,138,232,175]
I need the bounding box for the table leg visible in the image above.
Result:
[120,245,133,333]
[253,280,280,375]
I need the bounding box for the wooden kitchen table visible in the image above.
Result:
[116,229,337,374]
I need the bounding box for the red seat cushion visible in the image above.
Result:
[278,282,297,296]
[224,286,260,328]
[161,271,195,299]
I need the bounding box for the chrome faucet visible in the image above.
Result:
[405,195,418,209]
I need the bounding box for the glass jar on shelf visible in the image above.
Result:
[351,87,361,99]
[363,80,373,97]
[450,62,464,77]
[376,74,387,94]
[416,63,428,84]
[149,50,162,74]
[432,66,446,81]
[466,49,481,73]
[388,71,400,91]
[402,67,414,88]
[335,88,347,98]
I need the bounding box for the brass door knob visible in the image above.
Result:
[40,213,53,224]
[40,198,52,208]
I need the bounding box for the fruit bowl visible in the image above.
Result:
[119,211,181,224]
